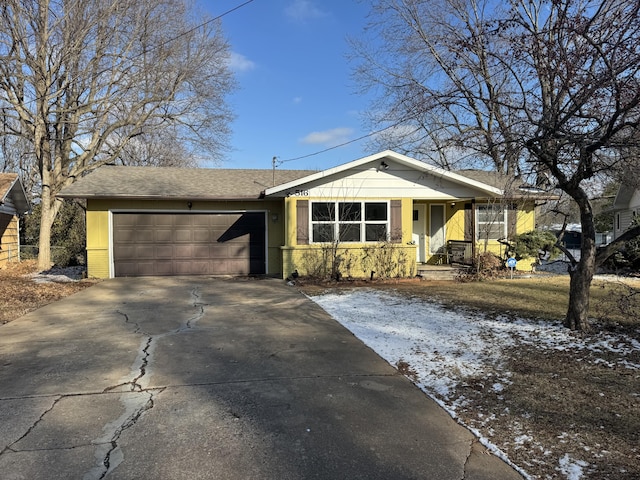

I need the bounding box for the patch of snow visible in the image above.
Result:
[311,290,513,398]
[537,260,571,274]
[29,266,85,283]
[558,453,589,480]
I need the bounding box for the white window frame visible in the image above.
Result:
[310,200,390,243]
[476,203,507,240]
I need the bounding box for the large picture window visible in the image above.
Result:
[477,203,506,240]
[311,201,388,243]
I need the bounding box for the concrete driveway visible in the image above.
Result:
[0,277,522,479]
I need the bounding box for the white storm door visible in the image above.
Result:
[412,205,426,263]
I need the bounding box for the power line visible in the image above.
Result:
[151,0,255,57]
[280,119,418,163]
[8,0,256,110]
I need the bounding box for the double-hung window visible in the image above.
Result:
[311,201,388,243]
[477,203,506,240]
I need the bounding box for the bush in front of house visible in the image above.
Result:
[513,230,561,262]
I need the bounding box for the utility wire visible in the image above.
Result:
[280,118,419,163]
[9,0,255,109]
[151,0,255,58]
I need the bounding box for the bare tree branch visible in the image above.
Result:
[0,0,236,268]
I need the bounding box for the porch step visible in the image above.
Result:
[416,265,471,280]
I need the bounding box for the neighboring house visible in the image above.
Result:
[611,182,640,240]
[58,150,549,279]
[0,173,30,266]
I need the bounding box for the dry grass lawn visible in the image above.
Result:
[0,260,97,324]
[299,273,640,479]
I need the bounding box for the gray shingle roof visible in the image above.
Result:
[58,166,317,200]
[0,173,17,200]
[0,173,30,214]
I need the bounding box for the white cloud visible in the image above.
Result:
[300,127,353,146]
[227,52,256,73]
[284,0,328,22]
[293,96,303,104]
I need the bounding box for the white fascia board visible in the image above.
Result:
[263,150,503,197]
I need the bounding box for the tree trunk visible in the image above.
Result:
[564,198,597,332]
[565,254,595,331]
[37,178,54,271]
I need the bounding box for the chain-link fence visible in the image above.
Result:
[21,245,86,267]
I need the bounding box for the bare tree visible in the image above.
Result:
[351,0,525,175]
[115,130,200,168]
[505,0,640,331]
[0,0,236,269]
[354,0,640,331]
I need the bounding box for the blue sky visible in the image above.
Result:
[198,0,374,171]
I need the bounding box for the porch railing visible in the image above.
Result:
[447,240,474,265]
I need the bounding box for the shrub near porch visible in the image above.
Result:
[283,242,417,280]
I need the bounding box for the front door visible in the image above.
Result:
[412,204,426,263]
[429,204,446,256]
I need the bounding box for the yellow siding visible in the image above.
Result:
[86,199,286,278]
[399,198,413,244]
[87,248,110,278]
[85,196,539,278]
[282,197,538,277]
[284,196,297,247]
[0,214,19,265]
[282,197,416,279]
[283,244,417,279]
[474,200,538,271]
[446,204,466,241]
[516,203,536,233]
[85,208,109,278]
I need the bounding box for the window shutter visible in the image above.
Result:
[296,200,309,245]
[464,203,473,241]
[390,200,402,243]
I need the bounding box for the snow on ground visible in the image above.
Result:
[307,288,640,480]
[28,265,85,283]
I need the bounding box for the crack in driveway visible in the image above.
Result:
[0,395,62,456]
[84,285,208,478]
[84,389,162,480]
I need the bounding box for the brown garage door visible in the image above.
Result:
[113,212,266,276]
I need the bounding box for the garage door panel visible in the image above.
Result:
[154,245,173,258]
[115,262,136,276]
[113,229,135,243]
[113,213,265,277]
[153,261,174,276]
[136,230,154,242]
[224,244,249,257]
[191,245,210,258]
[115,245,137,259]
[193,229,211,242]
[135,245,155,259]
[175,230,193,242]
[154,229,173,242]
[175,261,209,275]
